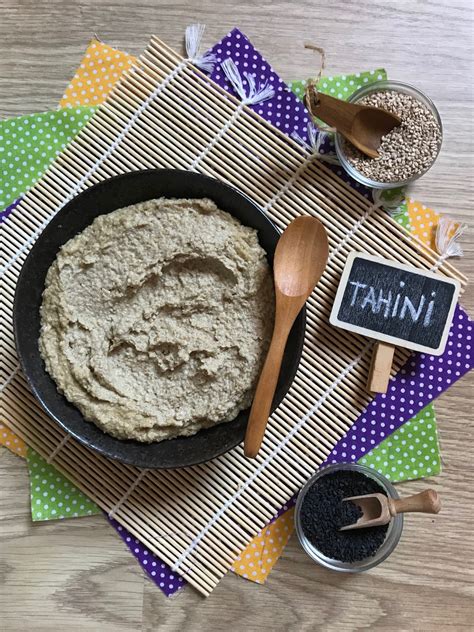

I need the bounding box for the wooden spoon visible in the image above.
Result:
[244,216,329,459]
[340,489,441,531]
[305,84,401,158]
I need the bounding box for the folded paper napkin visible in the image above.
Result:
[1,30,471,593]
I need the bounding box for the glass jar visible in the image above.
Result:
[334,80,443,189]
[294,463,403,572]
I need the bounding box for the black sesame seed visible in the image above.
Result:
[300,470,389,563]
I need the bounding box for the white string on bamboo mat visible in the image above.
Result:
[189,105,244,171]
[262,125,323,213]
[262,155,314,213]
[46,433,70,464]
[327,189,388,262]
[265,122,352,213]
[432,217,467,272]
[108,469,148,520]
[185,23,217,73]
[172,339,372,572]
[0,365,19,395]
[291,123,339,165]
[190,58,274,171]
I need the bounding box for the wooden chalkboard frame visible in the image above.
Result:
[330,252,461,355]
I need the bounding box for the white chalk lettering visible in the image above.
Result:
[400,295,426,323]
[349,281,367,306]
[376,289,392,317]
[361,286,377,311]
[348,278,437,328]
[391,281,405,317]
[423,291,436,327]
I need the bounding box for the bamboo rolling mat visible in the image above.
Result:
[0,35,467,595]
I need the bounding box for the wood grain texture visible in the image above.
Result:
[0,0,472,629]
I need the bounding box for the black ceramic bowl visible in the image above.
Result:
[14,169,305,469]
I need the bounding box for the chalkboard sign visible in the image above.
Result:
[330,252,460,355]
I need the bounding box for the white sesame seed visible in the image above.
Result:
[343,90,441,183]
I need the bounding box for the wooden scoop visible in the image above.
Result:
[340,489,441,531]
[305,84,401,158]
[244,216,329,459]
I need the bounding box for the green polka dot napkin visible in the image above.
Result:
[26,448,100,521]
[290,68,387,101]
[360,405,440,482]
[380,188,411,231]
[0,107,94,213]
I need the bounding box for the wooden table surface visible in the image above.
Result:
[1,1,473,630]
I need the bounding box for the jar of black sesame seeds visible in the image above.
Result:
[294,463,403,572]
[335,80,443,189]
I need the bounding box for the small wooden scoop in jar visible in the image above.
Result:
[340,489,441,531]
[305,83,401,159]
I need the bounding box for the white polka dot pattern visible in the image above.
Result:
[60,39,134,108]
[0,108,93,216]
[327,304,472,465]
[360,405,440,481]
[26,448,99,521]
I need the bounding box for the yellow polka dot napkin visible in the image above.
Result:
[0,422,27,457]
[231,507,295,583]
[60,39,135,108]
[406,197,441,249]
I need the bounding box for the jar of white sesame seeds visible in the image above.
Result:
[335,80,443,189]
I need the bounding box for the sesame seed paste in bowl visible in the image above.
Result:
[39,197,275,443]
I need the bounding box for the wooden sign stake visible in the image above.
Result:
[367,342,395,393]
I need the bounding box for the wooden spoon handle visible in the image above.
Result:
[244,323,291,459]
[389,490,441,516]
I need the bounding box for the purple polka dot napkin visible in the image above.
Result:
[209,29,310,136]
[208,29,372,200]
[108,516,185,596]
[326,303,472,465]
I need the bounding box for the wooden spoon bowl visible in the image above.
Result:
[244,216,329,458]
